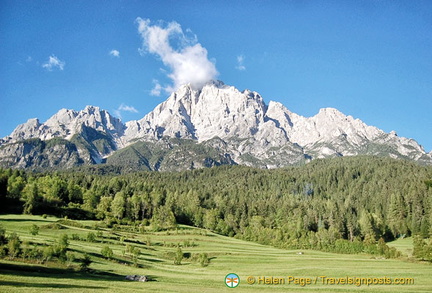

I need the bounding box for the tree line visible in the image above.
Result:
[1,156,431,258]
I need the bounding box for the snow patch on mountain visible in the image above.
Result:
[1,80,431,169]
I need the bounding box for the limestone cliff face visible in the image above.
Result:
[121,81,430,166]
[1,81,431,170]
[0,138,84,169]
[5,106,124,146]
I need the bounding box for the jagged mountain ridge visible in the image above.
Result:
[4,106,125,145]
[1,81,431,170]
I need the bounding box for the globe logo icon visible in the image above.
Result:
[225,273,240,288]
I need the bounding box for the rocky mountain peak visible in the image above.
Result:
[1,81,431,170]
[5,118,42,143]
[6,105,124,144]
[123,80,269,143]
[317,107,346,119]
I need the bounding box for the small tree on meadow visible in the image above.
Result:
[43,246,54,263]
[174,247,183,265]
[86,232,96,242]
[80,254,92,271]
[199,252,210,267]
[101,246,114,260]
[7,233,21,259]
[29,224,39,236]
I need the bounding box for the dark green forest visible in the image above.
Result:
[1,156,431,260]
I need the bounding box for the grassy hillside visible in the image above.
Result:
[387,237,415,258]
[1,214,431,293]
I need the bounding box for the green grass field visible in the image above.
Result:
[387,237,414,257]
[0,214,431,292]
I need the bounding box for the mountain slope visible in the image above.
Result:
[1,106,124,168]
[1,81,431,170]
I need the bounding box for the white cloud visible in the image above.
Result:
[42,55,65,71]
[150,79,163,96]
[113,103,138,119]
[110,49,120,57]
[236,55,246,71]
[119,104,138,113]
[136,17,218,92]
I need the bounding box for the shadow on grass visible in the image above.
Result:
[0,218,52,223]
[0,280,106,290]
[0,262,124,282]
[144,275,158,282]
[69,247,164,266]
[142,257,163,263]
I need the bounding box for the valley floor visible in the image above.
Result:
[0,214,431,293]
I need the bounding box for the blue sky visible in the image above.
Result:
[1,0,431,151]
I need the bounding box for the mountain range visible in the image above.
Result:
[1,81,431,171]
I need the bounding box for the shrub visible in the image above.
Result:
[43,246,54,262]
[86,232,96,242]
[59,234,69,248]
[80,254,92,271]
[101,246,114,259]
[132,248,140,267]
[41,223,63,230]
[22,247,31,260]
[57,219,84,228]
[7,233,21,258]
[0,224,7,245]
[174,247,183,265]
[0,246,8,258]
[199,252,210,267]
[30,246,43,263]
[29,224,39,236]
[413,235,432,261]
[66,251,76,266]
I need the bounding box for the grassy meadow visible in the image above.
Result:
[0,214,431,293]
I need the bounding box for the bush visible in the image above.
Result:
[59,234,69,248]
[80,254,92,271]
[0,246,8,258]
[132,248,140,267]
[43,246,54,262]
[0,224,7,245]
[334,239,364,254]
[8,233,21,258]
[57,219,85,229]
[414,235,432,261]
[30,246,43,263]
[174,247,183,265]
[41,223,63,230]
[66,251,76,266]
[86,232,96,242]
[199,252,210,267]
[101,246,114,259]
[29,224,39,236]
